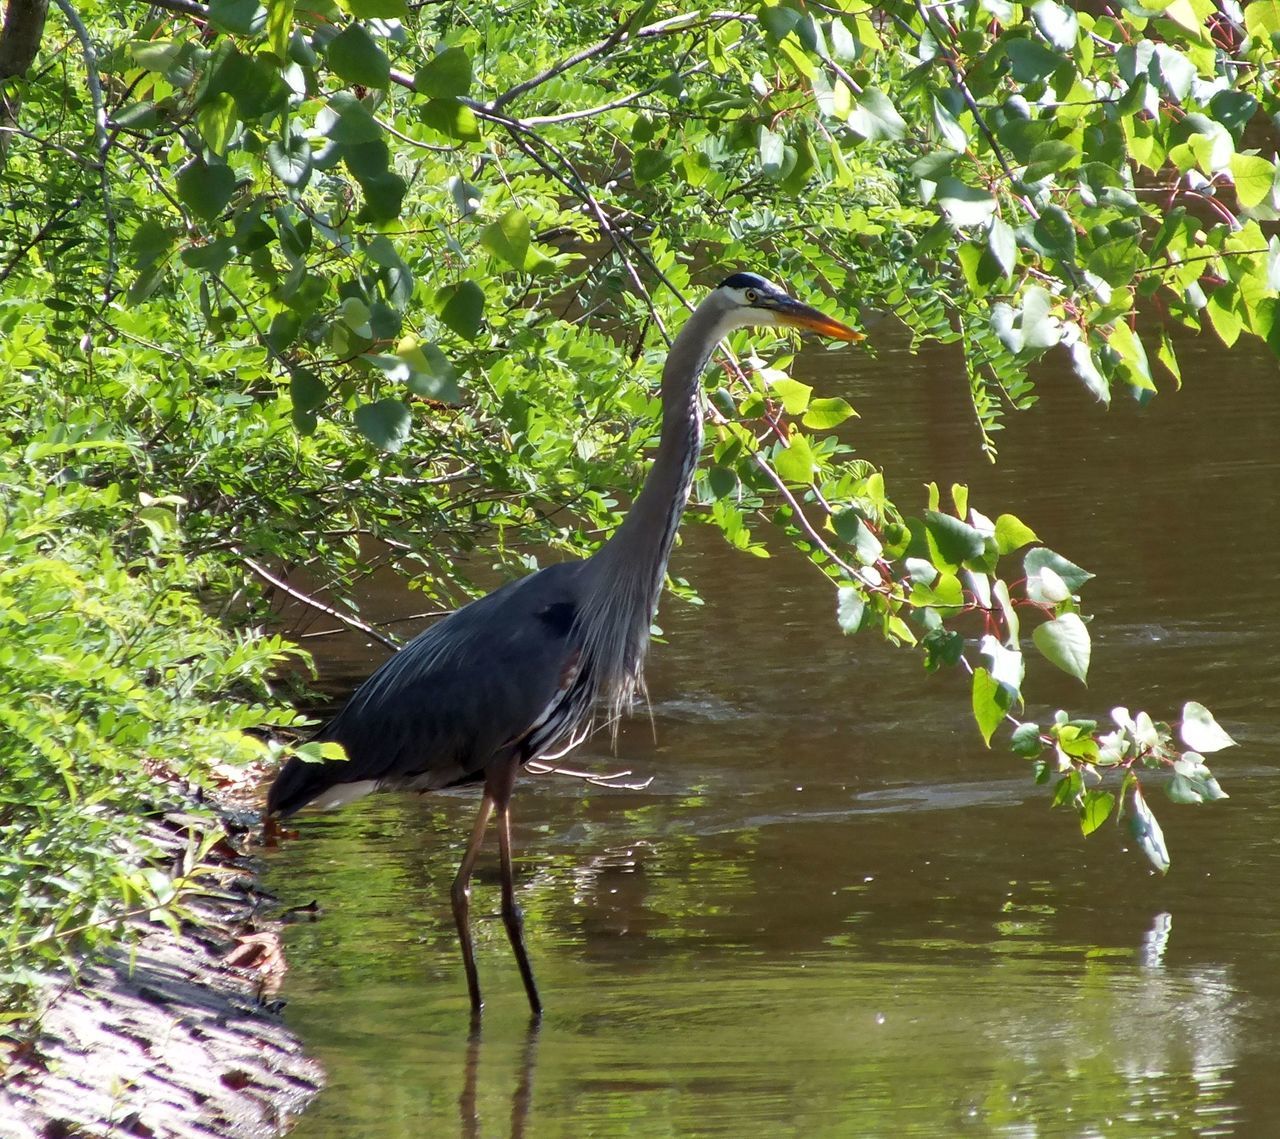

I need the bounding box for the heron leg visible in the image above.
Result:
[490,758,542,1019]
[452,791,495,1015]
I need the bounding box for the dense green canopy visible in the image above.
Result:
[1,0,1275,1013]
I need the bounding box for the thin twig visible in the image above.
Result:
[50,0,115,302]
[239,553,402,651]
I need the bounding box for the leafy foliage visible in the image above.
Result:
[0,0,1273,1014]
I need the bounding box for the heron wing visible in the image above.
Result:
[268,560,588,816]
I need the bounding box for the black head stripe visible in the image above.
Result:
[717,271,771,291]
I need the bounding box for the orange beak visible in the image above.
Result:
[774,298,864,342]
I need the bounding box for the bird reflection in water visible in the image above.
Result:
[459,1021,540,1139]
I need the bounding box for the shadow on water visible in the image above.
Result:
[267,325,1280,1137]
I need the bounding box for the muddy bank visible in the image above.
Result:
[0,804,322,1138]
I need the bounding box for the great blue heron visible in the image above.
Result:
[267,273,861,1016]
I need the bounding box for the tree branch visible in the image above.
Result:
[0,0,49,169]
[239,553,403,652]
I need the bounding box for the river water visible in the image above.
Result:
[267,322,1280,1137]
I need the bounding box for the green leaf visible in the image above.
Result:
[1024,139,1077,181]
[1107,320,1155,389]
[1087,233,1143,286]
[911,150,958,180]
[802,397,856,428]
[1154,44,1196,101]
[1169,753,1230,803]
[980,634,1024,695]
[972,666,1012,746]
[1128,784,1170,874]
[394,341,462,403]
[1156,332,1182,387]
[994,513,1038,555]
[1005,37,1064,83]
[421,99,481,142]
[1079,789,1115,836]
[321,92,382,142]
[481,209,532,271]
[176,159,236,221]
[267,133,312,188]
[1211,89,1259,138]
[266,0,293,57]
[203,45,290,118]
[1010,721,1043,758]
[354,399,412,451]
[936,178,997,227]
[770,378,812,415]
[1205,283,1243,347]
[437,280,486,339]
[340,0,405,14]
[208,0,266,36]
[987,217,1017,278]
[327,24,391,88]
[774,434,816,484]
[1244,0,1280,40]
[1033,612,1091,682]
[923,510,987,569]
[339,296,372,336]
[1031,0,1078,51]
[758,126,786,178]
[847,88,907,141]
[1069,342,1111,403]
[1179,701,1236,753]
[1019,285,1061,352]
[1024,545,1095,598]
[1229,154,1276,209]
[706,465,738,499]
[290,368,327,412]
[634,148,673,184]
[836,586,867,634]
[128,220,176,272]
[931,96,968,152]
[196,92,238,156]
[357,171,407,222]
[1030,204,1077,262]
[415,47,472,97]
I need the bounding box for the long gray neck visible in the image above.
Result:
[576,296,736,721]
[594,298,732,598]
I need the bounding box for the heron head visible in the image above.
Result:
[714,272,863,342]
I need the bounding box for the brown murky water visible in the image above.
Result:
[268,324,1280,1137]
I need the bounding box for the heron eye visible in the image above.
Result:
[744,288,759,304]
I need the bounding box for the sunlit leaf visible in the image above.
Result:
[836,586,867,634]
[1127,783,1171,874]
[802,397,856,429]
[847,88,907,141]
[937,178,997,227]
[972,666,1012,746]
[1033,613,1091,682]
[1179,702,1236,753]
[1230,154,1276,209]
[481,209,532,271]
[1079,789,1114,835]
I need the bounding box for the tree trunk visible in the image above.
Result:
[0,0,50,169]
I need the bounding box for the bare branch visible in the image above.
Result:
[239,553,403,652]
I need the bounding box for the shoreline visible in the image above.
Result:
[0,798,323,1137]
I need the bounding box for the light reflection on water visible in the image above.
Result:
[268,328,1280,1136]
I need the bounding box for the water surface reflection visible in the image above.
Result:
[270,328,1280,1136]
